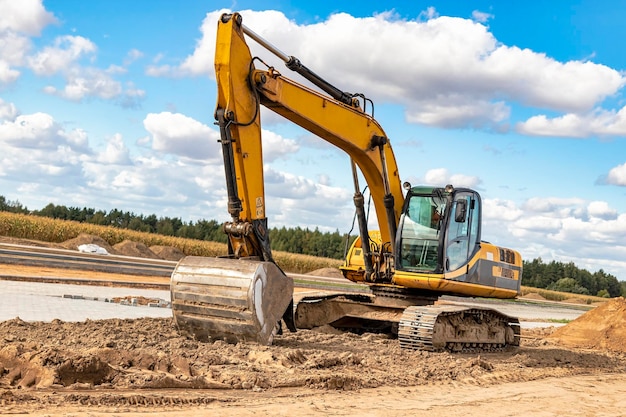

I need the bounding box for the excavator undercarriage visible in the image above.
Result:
[294,286,520,352]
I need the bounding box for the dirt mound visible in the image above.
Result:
[150,245,185,261]
[112,240,159,259]
[547,297,626,352]
[522,292,547,301]
[307,267,344,278]
[61,234,119,255]
[1,317,625,395]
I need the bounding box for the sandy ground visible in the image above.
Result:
[2,235,626,416]
[2,304,626,416]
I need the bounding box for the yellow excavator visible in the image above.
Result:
[170,12,523,351]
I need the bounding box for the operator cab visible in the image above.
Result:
[396,185,482,274]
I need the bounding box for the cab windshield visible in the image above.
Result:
[397,194,446,272]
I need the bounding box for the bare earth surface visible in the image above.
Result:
[2,235,626,415]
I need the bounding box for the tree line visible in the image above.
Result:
[0,195,622,296]
[0,196,347,259]
[522,258,622,298]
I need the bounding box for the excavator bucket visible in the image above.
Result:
[170,256,294,345]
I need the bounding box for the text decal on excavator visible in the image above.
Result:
[256,197,264,218]
[493,266,516,280]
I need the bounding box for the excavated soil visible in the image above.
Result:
[112,240,161,259]
[547,297,626,352]
[2,301,626,415]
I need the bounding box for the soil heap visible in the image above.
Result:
[547,297,626,352]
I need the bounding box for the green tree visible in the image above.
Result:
[547,277,590,295]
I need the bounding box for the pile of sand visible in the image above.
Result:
[61,234,119,255]
[522,292,547,301]
[307,267,343,279]
[112,240,160,259]
[149,245,185,261]
[54,234,185,261]
[547,297,626,352]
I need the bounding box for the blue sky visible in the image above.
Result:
[2,0,626,282]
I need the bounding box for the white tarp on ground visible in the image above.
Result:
[77,244,109,255]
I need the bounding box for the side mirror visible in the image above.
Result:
[455,199,467,223]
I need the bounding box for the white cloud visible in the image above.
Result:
[24,31,144,106]
[263,165,353,230]
[483,198,524,222]
[0,98,18,121]
[0,110,88,183]
[423,168,481,188]
[604,162,626,186]
[261,130,299,162]
[472,10,493,23]
[0,61,20,84]
[522,196,586,214]
[163,9,624,132]
[143,112,221,160]
[0,0,57,36]
[480,196,626,279]
[28,35,96,76]
[517,107,626,137]
[124,48,144,65]
[0,26,33,85]
[587,201,618,220]
[0,30,31,66]
[97,133,132,165]
[407,98,510,130]
[0,112,72,149]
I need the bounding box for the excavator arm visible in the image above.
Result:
[214,12,404,263]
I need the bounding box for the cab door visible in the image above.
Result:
[445,191,480,272]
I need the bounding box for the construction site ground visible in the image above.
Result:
[1,235,626,416]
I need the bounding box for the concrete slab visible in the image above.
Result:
[0,280,171,322]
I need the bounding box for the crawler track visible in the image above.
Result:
[398,305,521,352]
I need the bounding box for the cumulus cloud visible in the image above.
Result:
[0,98,18,121]
[143,112,221,160]
[0,0,55,86]
[0,1,144,104]
[28,35,96,76]
[471,10,493,23]
[517,107,626,137]
[158,9,624,133]
[603,162,626,186]
[423,168,481,188]
[263,165,353,229]
[587,201,618,220]
[481,195,626,279]
[0,0,57,36]
[0,108,89,184]
[96,133,132,165]
[31,41,146,106]
[260,130,299,162]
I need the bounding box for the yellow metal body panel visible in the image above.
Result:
[215,16,266,222]
[341,232,521,299]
